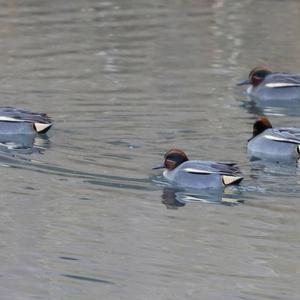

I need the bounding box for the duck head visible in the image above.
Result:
[238,66,272,87]
[252,116,273,138]
[153,149,189,170]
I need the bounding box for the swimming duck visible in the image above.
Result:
[0,107,52,135]
[248,116,300,161]
[237,66,300,101]
[153,149,243,188]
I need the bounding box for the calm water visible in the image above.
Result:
[0,0,300,299]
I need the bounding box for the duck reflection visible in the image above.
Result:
[240,98,300,117]
[0,133,50,155]
[161,187,186,208]
[249,157,299,177]
[244,157,300,198]
[161,186,243,209]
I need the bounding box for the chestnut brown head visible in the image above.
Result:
[252,116,273,137]
[153,148,189,170]
[249,66,272,86]
[237,66,272,86]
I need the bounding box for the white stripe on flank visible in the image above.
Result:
[264,134,287,141]
[265,134,300,144]
[0,116,24,122]
[265,82,300,88]
[184,168,213,174]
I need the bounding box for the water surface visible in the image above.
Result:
[0,0,300,299]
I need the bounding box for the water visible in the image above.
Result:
[0,0,300,299]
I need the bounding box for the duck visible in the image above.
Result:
[248,116,300,161]
[153,149,243,189]
[0,107,52,135]
[237,66,300,101]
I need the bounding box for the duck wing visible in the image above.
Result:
[211,162,242,175]
[182,161,243,185]
[183,161,241,176]
[0,107,52,124]
[265,128,300,144]
[264,73,300,88]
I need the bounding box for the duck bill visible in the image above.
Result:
[152,164,165,170]
[237,79,250,86]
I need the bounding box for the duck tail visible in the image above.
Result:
[222,175,243,186]
[33,122,53,134]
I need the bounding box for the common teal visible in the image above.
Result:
[238,66,300,101]
[248,116,300,161]
[153,149,243,188]
[0,107,52,135]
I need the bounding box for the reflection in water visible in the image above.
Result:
[240,99,265,116]
[0,134,50,155]
[161,187,243,208]
[245,158,300,198]
[161,187,186,209]
[240,96,300,117]
[154,176,244,209]
[249,158,300,178]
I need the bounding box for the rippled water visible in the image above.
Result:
[1,0,300,299]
